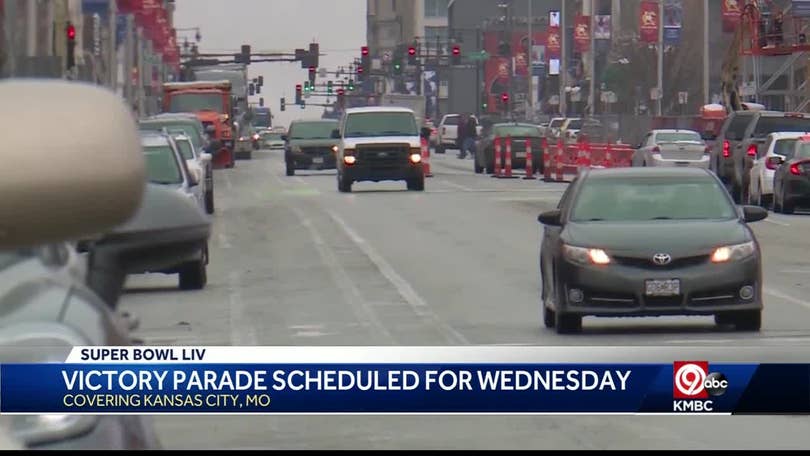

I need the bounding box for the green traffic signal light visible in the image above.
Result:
[348,79,355,91]
[327,80,333,94]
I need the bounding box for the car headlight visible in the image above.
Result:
[562,244,611,265]
[10,414,99,446]
[292,145,302,153]
[711,241,756,263]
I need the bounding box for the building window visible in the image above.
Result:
[392,0,396,12]
[424,0,449,18]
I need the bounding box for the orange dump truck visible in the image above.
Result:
[162,80,235,169]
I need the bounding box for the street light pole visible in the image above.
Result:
[527,0,533,118]
[657,0,664,116]
[588,0,595,116]
[559,0,567,116]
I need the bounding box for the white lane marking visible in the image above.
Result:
[326,209,470,345]
[291,207,397,344]
[228,271,258,346]
[780,269,810,274]
[438,179,475,192]
[218,232,232,249]
[293,176,305,184]
[765,287,810,311]
[764,217,790,227]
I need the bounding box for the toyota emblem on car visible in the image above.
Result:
[652,253,672,265]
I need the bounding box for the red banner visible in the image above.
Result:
[574,15,590,52]
[546,26,561,58]
[721,0,742,33]
[639,1,659,43]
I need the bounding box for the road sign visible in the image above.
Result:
[468,51,489,61]
[678,91,688,105]
[319,67,327,78]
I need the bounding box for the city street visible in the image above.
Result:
[121,149,810,450]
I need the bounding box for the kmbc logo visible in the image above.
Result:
[673,361,728,411]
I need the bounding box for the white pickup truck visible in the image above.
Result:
[436,114,483,154]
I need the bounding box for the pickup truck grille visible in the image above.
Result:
[357,144,409,168]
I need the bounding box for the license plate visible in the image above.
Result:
[312,157,323,164]
[645,279,680,296]
[516,152,526,158]
[675,161,690,166]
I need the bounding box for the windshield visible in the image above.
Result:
[656,132,701,142]
[549,119,564,128]
[795,142,810,159]
[345,113,418,138]
[168,93,224,113]
[143,146,183,185]
[289,122,336,139]
[253,111,271,128]
[493,125,542,137]
[753,117,810,138]
[443,116,459,126]
[148,123,203,148]
[174,139,195,160]
[566,119,583,129]
[571,178,736,222]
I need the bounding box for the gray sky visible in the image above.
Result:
[174,0,366,127]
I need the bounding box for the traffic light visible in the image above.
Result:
[356,65,365,82]
[308,66,316,85]
[327,80,333,94]
[303,81,310,95]
[280,97,286,111]
[348,79,355,91]
[249,83,255,96]
[451,45,461,65]
[66,22,76,71]
[300,99,306,109]
[241,44,251,64]
[408,45,417,65]
[255,84,261,94]
[500,92,510,110]
[259,97,264,107]
[337,88,346,108]
[360,46,370,76]
[258,75,264,87]
[295,84,302,105]
[482,101,488,111]
[308,42,319,68]
[392,48,403,75]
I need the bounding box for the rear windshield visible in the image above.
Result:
[443,116,459,126]
[753,116,810,138]
[656,132,702,142]
[726,114,754,140]
[795,142,810,159]
[549,119,564,128]
[566,119,583,129]
[141,122,203,148]
[775,138,799,158]
[289,122,336,140]
[493,125,542,138]
[571,178,736,222]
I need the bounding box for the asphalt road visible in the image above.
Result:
[121,148,810,449]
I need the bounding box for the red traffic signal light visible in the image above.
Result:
[452,45,461,55]
[500,93,509,103]
[337,88,345,96]
[296,84,302,92]
[361,46,369,56]
[308,66,316,73]
[67,23,76,40]
[408,47,416,56]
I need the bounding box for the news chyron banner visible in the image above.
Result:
[1,347,809,415]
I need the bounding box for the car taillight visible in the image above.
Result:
[747,144,757,156]
[442,127,446,135]
[704,146,711,154]
[791,163,802,175]
[723,140,730,158]
[789,161,810,175]
[652,146,661,153]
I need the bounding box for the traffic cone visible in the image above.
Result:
[555,139,564,182]
[542,137,552,181]
[421,137,432,177]
[605,143,613,168]
[524,138,536,180]
[502,135,514,178]
[493,137,502,177]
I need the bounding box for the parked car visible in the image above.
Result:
[138,131,209,290]
[771,136,810,214]
[0,79,168,449]
[747,132,806,208]
[632,129,709,168]
[474,123,544,175]
[435,113,482,154]
[168,131,215,214]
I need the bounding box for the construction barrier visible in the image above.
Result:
[541,138,635,183]
[524,138,536,180]
[493,137,502,178]
[421,137,433,177]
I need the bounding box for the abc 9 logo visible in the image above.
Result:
[675,364,728,397]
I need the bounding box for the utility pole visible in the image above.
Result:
[657,0,664,116]
[559,0,567,116]
[108,0,118,91]
[476,26,482,118]
[25,0,37,58]
[587,0,595,116]
[136,27,145,117]
[703,0,710,105]
[124,14,135,105]
[527,0,533,118]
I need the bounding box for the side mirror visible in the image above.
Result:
[741,205,768,223]
[537,209,562,226]
[188,167,202,186]
[200,152,212,162]
[281,135,288,141]
[0,80,144,249]
[331,129,341,139]
[86,184,211,308]
[766,156,784,167]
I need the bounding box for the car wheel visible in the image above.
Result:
[783,195,795,214]
[714,313,734,326]
[286,163,295,176]
[543,305,555,329]
[732,310,762,331]
[205,191,215,214]
[337,173,352,193]
[407,176,425,191]
[486,163,495,174]
[555,312,582,334]
[179,256,207,290]
[474,160,483,174]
